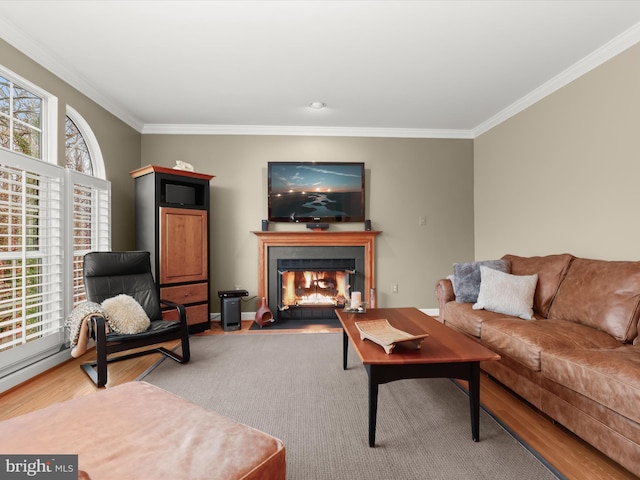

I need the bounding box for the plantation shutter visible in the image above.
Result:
[0,152,65,373]
[67,170,111,306]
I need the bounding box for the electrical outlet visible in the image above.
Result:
[235,284,242,290]
[392,283,399,293]
[419,215,427,226]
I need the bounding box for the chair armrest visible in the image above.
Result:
[160,299,188,326]
[160,299,191,363]
[87,314,109,385]
[435,278,455,323]
[88,314,107,339]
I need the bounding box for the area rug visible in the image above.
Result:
[141,333,560,480]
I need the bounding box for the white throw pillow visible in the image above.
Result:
[101,294,151,334]
[473,266,538,320]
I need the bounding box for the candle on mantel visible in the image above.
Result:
[351,291,362,309]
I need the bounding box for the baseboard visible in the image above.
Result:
[0,348,72,394]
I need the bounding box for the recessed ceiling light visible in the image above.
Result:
[309,101,326,110]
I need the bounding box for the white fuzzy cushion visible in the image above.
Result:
[473,266,538,320]
[101,294,151,334]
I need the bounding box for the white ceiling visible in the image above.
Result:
[1,1,640,138]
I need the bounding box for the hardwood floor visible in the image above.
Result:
[0,320,637,480]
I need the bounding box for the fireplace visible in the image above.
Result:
[253,230,381,322]
[277,257,356,320]
[269,247,364,320]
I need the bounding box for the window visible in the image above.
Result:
[0,152,65,371]
[65,108,109,306]
[65,107,105,179]
[65,116,92,175]
[0,68,110,387]
[0,74,43,159]
[66,170,110,306]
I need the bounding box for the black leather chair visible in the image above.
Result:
[81,251,190,387]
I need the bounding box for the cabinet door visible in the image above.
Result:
[159,207,208,284]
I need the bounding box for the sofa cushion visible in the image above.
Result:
[453,259,510,303]
[548,258,640,343]
[481,317,622,371]
[473,266,538,320]
[443,302,516,337]
[541,346,640,424]
[502,254,573,318]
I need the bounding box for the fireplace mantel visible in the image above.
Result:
[252,231,382,305]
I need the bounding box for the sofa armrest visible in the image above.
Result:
[435,278,455,323]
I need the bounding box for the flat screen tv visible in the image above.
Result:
[268,162,365,223]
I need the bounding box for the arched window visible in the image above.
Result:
[65,107,110,306]
[65,116,92,175]
[65,106,105,178]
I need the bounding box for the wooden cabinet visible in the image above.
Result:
[130,165,214,333]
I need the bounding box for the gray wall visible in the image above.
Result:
[0,39,141,251]
[475,42,640,262]
[141,135,474,310]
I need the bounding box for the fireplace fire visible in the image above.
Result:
[277,258,356,314]
[280,269,352,308]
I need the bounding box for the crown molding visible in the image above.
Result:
[0,17,145,132]
[141,123,474,139]
[473,21,640,137]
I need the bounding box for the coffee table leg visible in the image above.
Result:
[469,362,480,442]
[367,368,378,447]
[342,329,348,370]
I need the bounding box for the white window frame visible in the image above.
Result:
[0,65,57,164]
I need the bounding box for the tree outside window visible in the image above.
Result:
[65,116,92,175]
[0,75,42,159]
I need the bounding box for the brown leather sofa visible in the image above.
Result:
[435,254,640,477]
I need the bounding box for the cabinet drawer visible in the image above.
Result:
[161,283,208,304]
[163,303,209,326]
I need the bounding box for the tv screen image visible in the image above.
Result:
[268,162,365,223]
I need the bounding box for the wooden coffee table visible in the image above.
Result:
[336,307,500,447]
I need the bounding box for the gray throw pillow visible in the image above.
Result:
[453,259,510,303]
